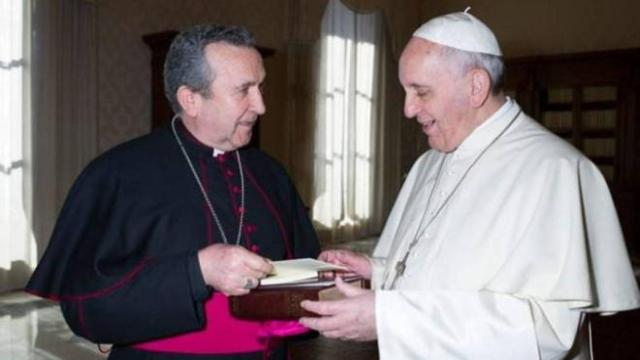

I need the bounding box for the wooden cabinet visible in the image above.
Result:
[142,31,179,130]
[505,49,640,359]
[505,49,640,262]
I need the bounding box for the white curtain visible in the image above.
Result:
[312,0,390,244]
[0,0,98,293]
[0,0,35,293]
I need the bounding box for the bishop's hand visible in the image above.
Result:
[197,244,273,296]
[299,276,377,341]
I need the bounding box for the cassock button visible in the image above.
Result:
[232,185,241,194]
[225,169,234,177]
[245,223,256,234]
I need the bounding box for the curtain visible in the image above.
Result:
[0,0,98,293]
[0,0,35,293]
[31,0,98,264]
[312,0,394,244]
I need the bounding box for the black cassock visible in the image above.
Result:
[26,121,320,359]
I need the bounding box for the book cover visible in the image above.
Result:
[259,258,348,286]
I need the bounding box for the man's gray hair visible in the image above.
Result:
[163,24,256,114]
[438,45,504,94]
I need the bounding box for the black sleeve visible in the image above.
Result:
[60,252,210,344]
[26,157,210,344]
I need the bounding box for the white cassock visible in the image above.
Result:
[371,99,640,359]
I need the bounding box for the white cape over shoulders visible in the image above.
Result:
[371,100,640,359]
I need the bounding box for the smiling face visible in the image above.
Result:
[183,42,266,151]
[399,38,475,152]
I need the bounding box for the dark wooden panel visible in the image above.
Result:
[505,48,640,263]
[591,309,640,360]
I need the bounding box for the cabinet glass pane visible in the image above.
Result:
[547,88,573,103]
[583,86,617,102]
[582,110,617,130]
[598,165,614,183]
[583,138,616,157]
[542,111,573,130]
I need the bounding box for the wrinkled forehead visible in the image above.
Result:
[205,43,262,65]
[400,38,442,64]
[205,43,265,80]
[399,38,446,82]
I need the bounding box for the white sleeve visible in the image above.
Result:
[376,289,582,360]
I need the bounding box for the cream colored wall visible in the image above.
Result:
[419,0,640,58]
[382,0,640,176]
[100,0,640,203]
[97,0,289,152]
[96,0,421,204]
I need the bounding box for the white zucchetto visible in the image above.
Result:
[413,7,502,56]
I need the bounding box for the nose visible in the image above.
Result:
[404,93,418,119]
[251,88,266,115]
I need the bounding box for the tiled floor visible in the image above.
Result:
[0,238,380,360]
[0,291,379,360]
[0,291,107,359]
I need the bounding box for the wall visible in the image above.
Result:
[419,0,640,58]
[96,0,421,206]
[381,0,640,176]
[97,0,289,152]
[96,0,640,210]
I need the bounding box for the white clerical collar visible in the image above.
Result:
[213,148,226,157]
[454,97,518,156]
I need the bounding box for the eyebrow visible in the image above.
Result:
[235,77,265,90]
[407,84,429,90]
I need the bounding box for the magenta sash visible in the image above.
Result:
[133,293,307,354]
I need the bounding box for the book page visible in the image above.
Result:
[260,258,347,286]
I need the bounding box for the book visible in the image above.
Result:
[229,258,367,320]
[229,275,368,320]
[259,258,349,287]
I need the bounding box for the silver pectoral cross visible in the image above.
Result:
[385,238,419,289]
[395,260,406,276]
[384,255,409,289]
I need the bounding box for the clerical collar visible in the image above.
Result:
[453,97,518,156]
[213,148,225,158]
[174,118,231,157]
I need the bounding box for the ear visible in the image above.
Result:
[468,69,492,108]
[176,85,201,117]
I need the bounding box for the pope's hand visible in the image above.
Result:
[198,244,273,296]
[319,249,372,279]
[299,276,377,341]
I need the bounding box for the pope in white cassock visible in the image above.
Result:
[300,8,640,360]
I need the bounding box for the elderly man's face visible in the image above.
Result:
[192,43,266,151]
[399,38,473,152]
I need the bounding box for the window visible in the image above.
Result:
[312,0,387,243]
[0,0,35,291]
